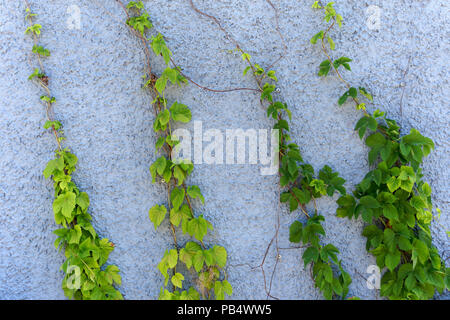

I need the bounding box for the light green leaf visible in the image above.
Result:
[149,204,167,229]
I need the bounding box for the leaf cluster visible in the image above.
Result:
[312,1,448,299]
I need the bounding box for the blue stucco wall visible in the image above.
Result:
[0,0,448,299]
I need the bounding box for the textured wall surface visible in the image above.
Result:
[0,0,448,299]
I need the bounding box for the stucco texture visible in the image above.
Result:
[0,0,448,299]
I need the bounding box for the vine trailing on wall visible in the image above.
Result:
[311,1,449,299]
[24,1,122,300]
[190,0,354,300]
[122,1,231,300]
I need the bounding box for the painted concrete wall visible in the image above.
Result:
[0,0,448,299]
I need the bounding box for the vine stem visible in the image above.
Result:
[24,0,62,152]
[316,5,391,138]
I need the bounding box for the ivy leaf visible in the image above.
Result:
[171,273,184,289]
[169,208,182,227]
[104,265,122,286]
[214,281,225,300]
[359,87,373,101]
[289,221,303,243]
[360,196,380,209]
[398,237,412,251]
[43,157,64,178]
[354,116,378,139]
[187,185,205,204]
[76,192,90,210]
[173,165,186,186]
[187,216,208,241]
[170,101,191,123]
[318,60,331,76]
[155,76,168,93]
[327,36,335,50]
[193,251,205,272]
[291,187,311,205]
[385,251,401,272]
[412,239,429,265]
[53,192,76,219]
[338,87,357,106]
[68,225,82,244]
[170,187,185,210]
[165,249,178,269]
[302,246,319,267]
[310,30,324,44]
[383,204,398,220]
[149,204,167,229]
[223,280,233,296]
[155,136,165,151]
[212,245,227,268]
[386,176,401,192]
[333,57,352,71]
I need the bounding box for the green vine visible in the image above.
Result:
[189,0,353,300]
[24,1,122,300]
[242,50,353,300]
[311,1,449,299]
[122,1,231,300]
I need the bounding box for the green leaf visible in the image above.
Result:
[173,165,186,186]
[359,196,381,209]
[155,76,168,94]
[171,273,184,289]
[170,101,191,123]
[359,87,373,101]
[149,204,167,229]
[385,251,401,272]
[170,187,185,210]
[318,60,331,76]
[398,237,412,251]
[104,265,121,286]
[289,221,303,243]
[168,249,178,268]
[413,239,429,265]
[310,30,324,44]
[68,225,82,244]
[187,216,208,241]
[214,281,225,300]
[76,192,90,210]
[366,132,386,149]
[193,251,205,272]
[212,245,227,268]
[169,208,182,227]
[223,280,233,296]
[333,57,352,71]
[383,204,398,220]
[187,185,205,204]
[386,176,401,192]
[43,157,64,178]
[154,157,167,176]
[302,246,319,267]
[53,192,76,219]
[327,36,335,50]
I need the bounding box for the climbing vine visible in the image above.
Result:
[242,42,353,302]
[24,1,122,300]
[122,1,231,300]
[311,1,449,299]
[189,0,353,300]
